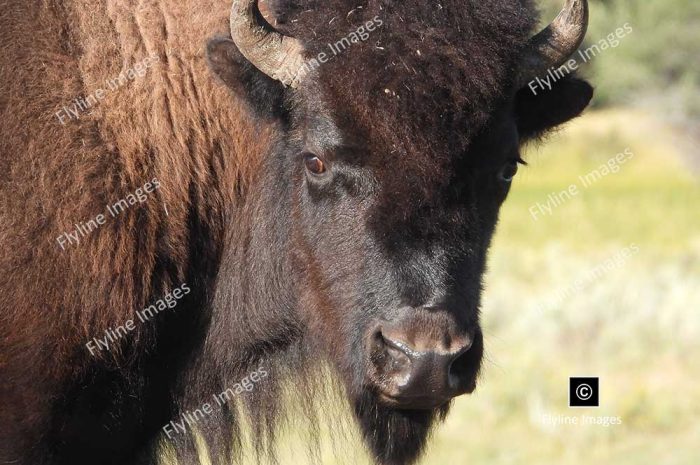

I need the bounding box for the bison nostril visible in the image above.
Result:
[447,336,480,392]
[371,331,413,386]
[380,334,413,359]
[447,352,469,390]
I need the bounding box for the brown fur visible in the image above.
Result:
[0,0,268,460]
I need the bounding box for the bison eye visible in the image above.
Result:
[498,159,522,183]
[303,153,326,175]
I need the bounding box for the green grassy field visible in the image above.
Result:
[164,109,700,464]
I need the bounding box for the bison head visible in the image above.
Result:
[206,0,592,463]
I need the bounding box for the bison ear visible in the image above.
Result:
[206,37,289,121]
[514,76,593,141]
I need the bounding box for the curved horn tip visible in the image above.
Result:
[517,0,590,88]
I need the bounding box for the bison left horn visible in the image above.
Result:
[230,0,307,88]
[518,0,589,87]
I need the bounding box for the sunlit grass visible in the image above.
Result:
[500,109,699,253]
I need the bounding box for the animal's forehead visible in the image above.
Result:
[287,0,535,161]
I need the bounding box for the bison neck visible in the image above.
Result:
[171,158,311,459]
[180,155,305,388]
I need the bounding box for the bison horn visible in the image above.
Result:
[230,0,306,88]
[518,0,589,88]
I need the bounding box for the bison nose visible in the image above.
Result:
[368,319,483,410]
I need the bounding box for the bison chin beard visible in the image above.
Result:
[352,391,451,465]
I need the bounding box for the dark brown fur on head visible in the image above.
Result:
[203,1,592,464]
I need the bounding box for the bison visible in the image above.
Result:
[0,0,593,464]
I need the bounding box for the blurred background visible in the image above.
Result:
[177,1,700,463]
[422,0,700,462]
[420,0,700,462]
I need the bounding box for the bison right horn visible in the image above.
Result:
[230,0,307,88]
[517,0,589,88]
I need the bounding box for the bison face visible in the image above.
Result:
[283,96,521,412]
[207,0,592,463]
